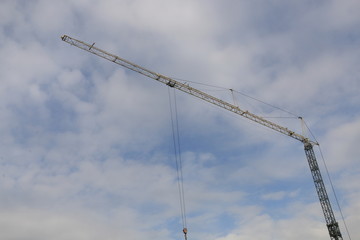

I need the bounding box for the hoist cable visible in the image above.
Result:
[173,88,188,229]
[303,120,352,240]
[168,87,188,232]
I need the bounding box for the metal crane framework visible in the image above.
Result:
[61,35,343,240]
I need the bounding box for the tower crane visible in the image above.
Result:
[61,35,343,240]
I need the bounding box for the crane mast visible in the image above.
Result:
[61,35,343,240]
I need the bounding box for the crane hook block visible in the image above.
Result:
[183,228,188,240]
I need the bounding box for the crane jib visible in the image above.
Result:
[61,35,314,144]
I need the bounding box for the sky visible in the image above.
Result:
[0,0,359,240]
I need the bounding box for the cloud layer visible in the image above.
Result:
[0,1,359,239]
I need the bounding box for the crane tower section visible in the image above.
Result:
[304,143,342,240]
[61,35,343,240]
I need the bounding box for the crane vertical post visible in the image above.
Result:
[304,142,342,240]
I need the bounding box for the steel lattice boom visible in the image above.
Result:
[60,35,311,144]
[304,143,342,240]
[61,34,343,240]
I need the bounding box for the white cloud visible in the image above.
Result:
[258,189,300,203]
[322,117,360,168]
